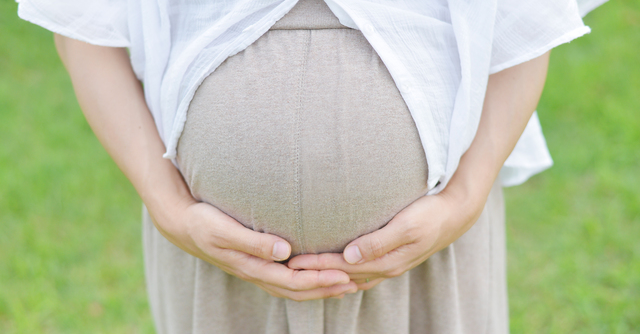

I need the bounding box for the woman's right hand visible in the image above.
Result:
[147,194,358,301]
[54,34,356,301]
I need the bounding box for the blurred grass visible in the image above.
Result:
[0,1,153,333]
[0,0,638,333]
[506,1,640,333]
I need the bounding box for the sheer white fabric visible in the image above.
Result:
[18,0,606,192]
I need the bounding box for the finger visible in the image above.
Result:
[342,216,415,264]
[288,246,413,279]
[355,278,385,291]
[288,253,347,271]
[214,218,292,262]
[352,278,373,285]
[287,253,384,280]
[243,258,351,291]
[257,281,358,302]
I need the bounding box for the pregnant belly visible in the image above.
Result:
[176,28,429,255]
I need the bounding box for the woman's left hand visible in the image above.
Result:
[287,186,487,290]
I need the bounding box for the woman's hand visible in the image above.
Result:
[289,51,552,290]
[288,185,485,290]
[54,34,357,301]
[150,195,358,301]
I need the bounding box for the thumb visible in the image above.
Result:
[343,219,410,264]
[219,220,292,262]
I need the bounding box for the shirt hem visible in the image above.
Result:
[579,0,609,17]
[163,1,299,160]
[17,3,130,48]
[488,26,590,74]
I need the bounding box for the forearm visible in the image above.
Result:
[443,51,551,220]
[53,35,193,234]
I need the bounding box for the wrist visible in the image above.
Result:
[438,151,500,225]
[137,159,197,230]
[442,165,495,208]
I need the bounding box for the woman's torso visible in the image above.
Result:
[176,0,429,255]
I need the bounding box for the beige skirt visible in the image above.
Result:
[143,0,509,332]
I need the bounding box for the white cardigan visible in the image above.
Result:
[18,0,607,193]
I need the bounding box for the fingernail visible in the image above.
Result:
[344,245,362,264]
[272,241,290,261]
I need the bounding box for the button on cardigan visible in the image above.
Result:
[18,0,607,192]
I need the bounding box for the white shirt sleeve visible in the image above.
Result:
[17,0,129,47]
[489,0,589,74]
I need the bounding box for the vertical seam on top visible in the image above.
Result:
[294,30,312,255]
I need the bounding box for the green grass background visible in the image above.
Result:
[1,0,638,333]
